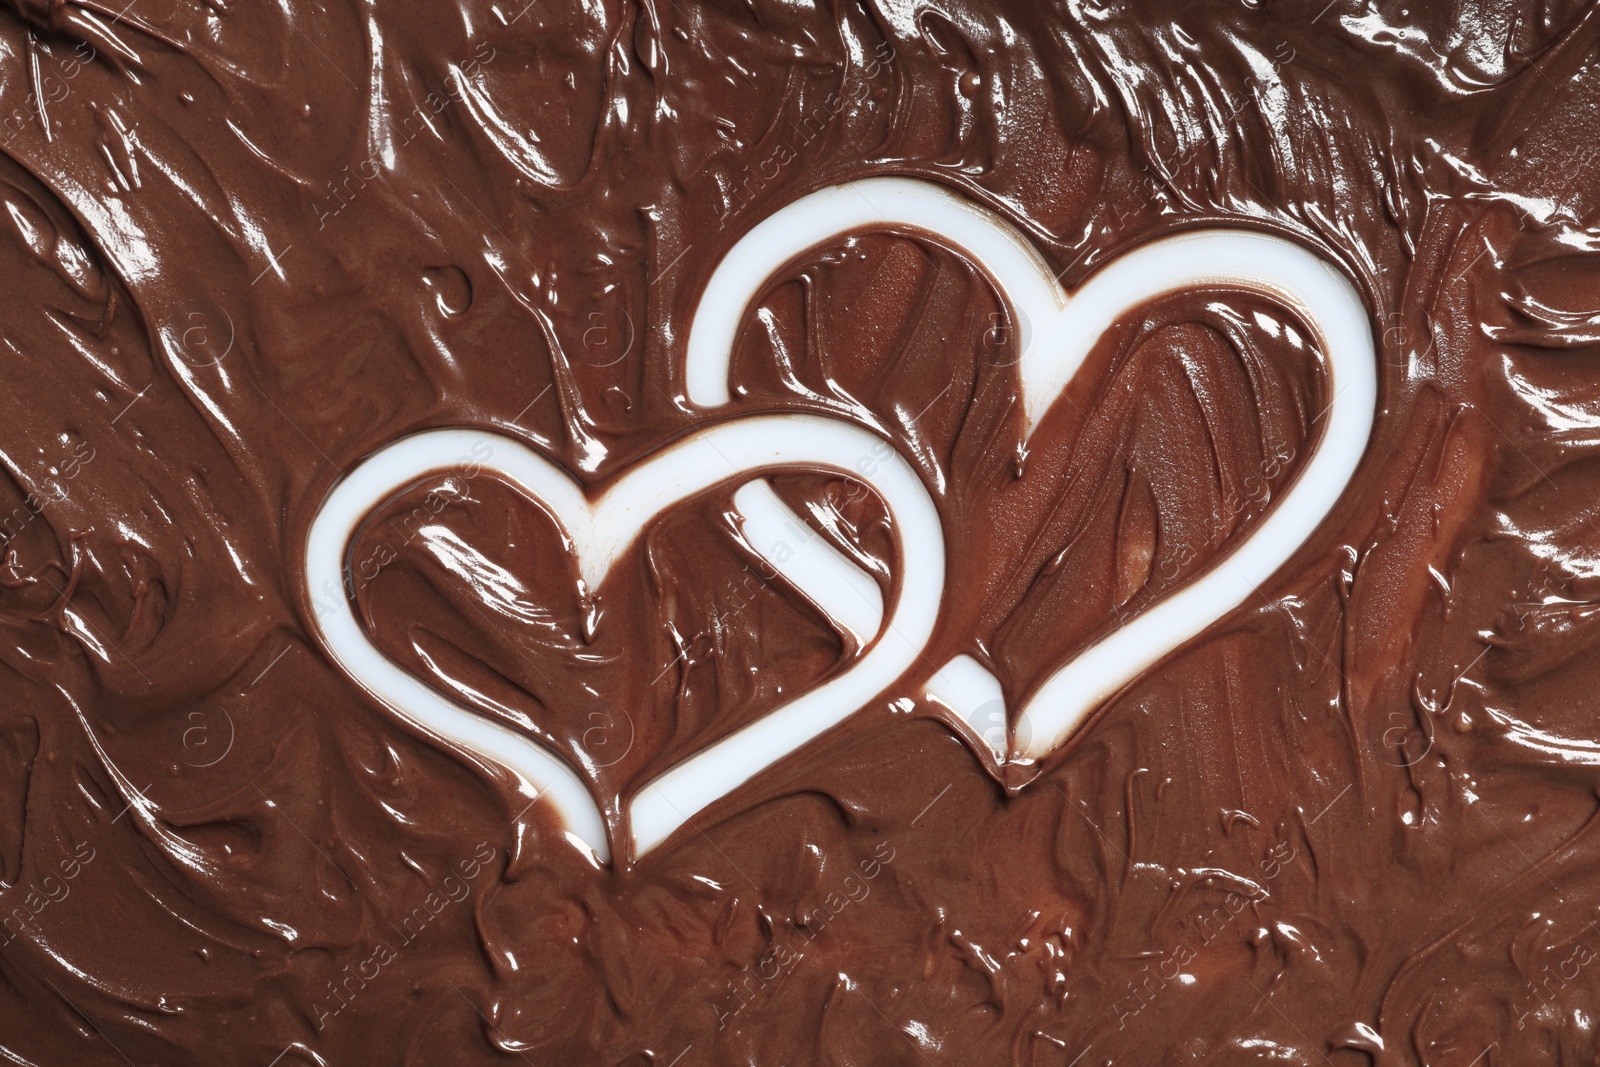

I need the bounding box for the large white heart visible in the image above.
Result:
[685,177,1376,764]
[305,414,943,862]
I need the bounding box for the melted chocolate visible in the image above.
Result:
[0,0,1596,1063]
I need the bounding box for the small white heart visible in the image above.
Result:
[686,177,1376,764]
[304,414,943,861]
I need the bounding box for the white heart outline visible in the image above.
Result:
[304,415,943,862]
[684,177,1377,763]
[305,177,1375,863]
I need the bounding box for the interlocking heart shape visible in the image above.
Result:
[305,177,1375,864]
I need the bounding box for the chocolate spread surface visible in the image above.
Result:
[0,0,1598,1063]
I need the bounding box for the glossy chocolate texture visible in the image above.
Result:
[0,0,1595,1063]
